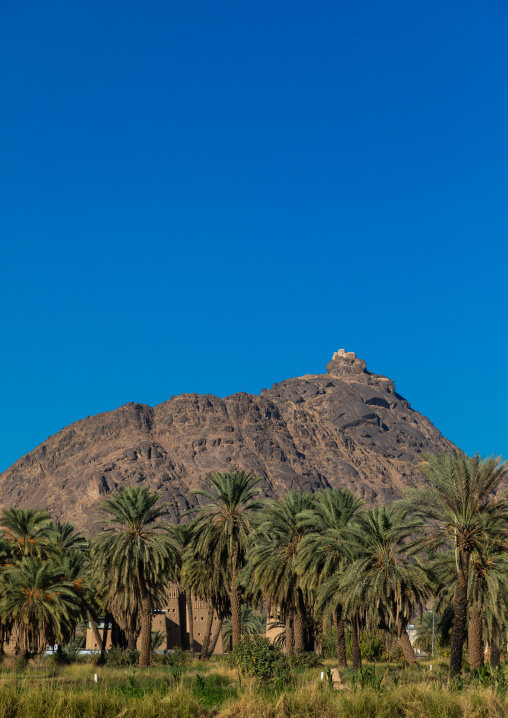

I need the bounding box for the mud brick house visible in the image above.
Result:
[85,585,223,655]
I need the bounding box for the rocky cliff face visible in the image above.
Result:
[0,351,455,533]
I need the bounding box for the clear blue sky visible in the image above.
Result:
[1,0,507,473]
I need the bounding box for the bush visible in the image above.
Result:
[318,626,338,659]
[351,629,385,662]
[289,650,323,669]
[159,646,188,667]
[50,639,87,665]
[105,645,140,666]
[228,634,291,686]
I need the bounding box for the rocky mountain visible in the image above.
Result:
[0,350,456,533]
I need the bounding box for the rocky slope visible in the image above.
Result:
[0,350,456,533]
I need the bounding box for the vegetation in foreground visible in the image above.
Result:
[1,654,508,718]
[1,449,508,692]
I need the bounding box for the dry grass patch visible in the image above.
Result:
[1,660,508,718]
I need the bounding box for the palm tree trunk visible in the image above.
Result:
[127,611,138,652]
[138,574,152,668]
[88,611,102,650]
[187,591,195,657]
[468,601,484,671]
[333,607,347,668]
[200,603,215,659]
[294,603,305,652]
[396,618,416,666]
[206,616,223,658]
[100,612,111,663]
[449,549,469,678]
[111,619,121,647]
[490,624,500,668]
[352,615,362,669]
[231,545,241,649]
[285,608,294,656]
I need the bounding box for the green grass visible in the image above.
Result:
[0,657,507,717]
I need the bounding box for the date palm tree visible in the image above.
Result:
[222,605,265,649]
[181,547,229,658]
[433,542,508,670]
[48,522,89,556]
[296,488,363,667]
[245,491,315,654]
[316,572,365,668]
[172,522,197,656]
[0,509,52,558]
[0,516,93,656]
[188,470,264,648]
[403,451,508,677]
[480,550,508,668]
[0,537,13,654]
[414,611,439,655]
[55,548,95,650]
[0,558,79,657]
[92,486,180,667]
[337,506,431,665]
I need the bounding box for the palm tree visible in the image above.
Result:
[245,491,315,654]
[316,570,365,668]
[181,544,230,658]
[109,587,140,650]
[0,558,79,657]
[480,552,508,668]
[0,515,93,657]
[0,536,13,654]
[41,520,102,652]
[172,522,197,657]
[222,605,266,648]
[467,544,508,670]
[48,522,89,556]
[431,540,508,671]
[92,486,180,667]
[0,509,52,558]
[403,451,508,677]
[338,506,431,666]
[55,548,93,651]
[413,611,438,655]
[188,470,264,648]
[296,488,363,667]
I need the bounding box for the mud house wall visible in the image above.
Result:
[85,585,222,654]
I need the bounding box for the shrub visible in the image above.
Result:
[159,646,188,666]
[289,650,323,669]
[51,640,87,665]
[105,645,140,666]
[228,634,291,686]
[357,629,385,662]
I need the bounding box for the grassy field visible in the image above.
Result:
[0,657,507,718]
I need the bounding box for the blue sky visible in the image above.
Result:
[1,0,507,472]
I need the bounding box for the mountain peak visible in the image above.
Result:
[326,348,367,377]
[0,355,457,531]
